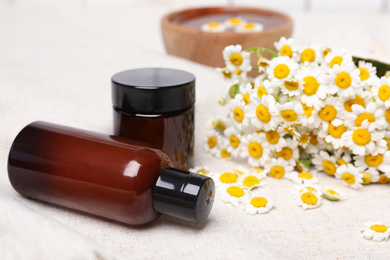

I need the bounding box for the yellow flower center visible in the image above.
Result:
[378,175,390,184]
[251,168,264,173]
[362,172,372,184]
[358,67,370,81]
[309,132,318,145]
[322,160,337,175]
[243,22,255,29]
[302,76,319,95]
[328,123,346,138]
[275,147,293,160]
[229,17,242,26]
[207,22,220,28]
[243,176,260,188]
[242,93,250,105]
[355,112,376,127]
[233,107,244,122]
[235,68,243,75]
[330,56,343,68]
[300,134,309,144]
[226,186,245,198]
[335,71,352,89]
[229,53,243,66]
[302,103,314,117]
[326,189,339,196]
[222,70,232,79]
[301,48,316,62]
[280,110,298,122]
[298,172,313,179]
[344,95,366,112]
[273,64,290,79]
[323,48,331,57]
[318,105,337,122]
[300,192,318,205]
[266,130,280,144]
[378,84,390,101]
[248,142,263,158]
[270,165,285,179]
[207,136,217,149]
[220,149,231,158]
[280,45,292,58]
[219,172,237,184]
[341,173,355,184]
[256,105,271,122]
[337,158,347,165]
[229,134,240,148]
[370,224,388,233]
[258,59,269,68]
[352,128,371,146]
[284,80,299,91]
[250,197,268,208]
[364,153,383,167]
[385,108,390,124]
[257,86,268,98]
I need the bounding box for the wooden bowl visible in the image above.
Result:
[161,6,293,68]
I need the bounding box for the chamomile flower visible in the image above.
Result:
[296,66,328,106]
[322,186,347,201]
[257,57,270,73]
[201,21,226,32]
[208,116,228,132]
[244,196,274,214]
[335,163,364,189]
[251,78,275,99]
[237,172,266,190]
[276,101,304,125]
[223,45,252,72]
[372,76,390,108]
[240,132,271,167]
[204,129,221,155]
[235,22,264,32]
[299,42,323,64]
[219,184,250,207]
[216,139,232,160]
[267,56,299,83]
[216,67,233,81]
[326,61,362,99]
[361,222,390,241]
[224,126,243,158]
[293,184,322,197]
[229,98,250,129]
[264,127,287,151]
[357,60,378,88]
[320,122,347,150]
[354,151,390,173]
[312,150,338,176]
[215,171,238,187]
[324,48,353,69]
[345,102,386,130]
[361,167,380,184]
[334,150,352,166]
[296,188,322,209]
[299,102,322,128]
[264,157,294,179]
[340,90,372,117]
[274,138,300,165]
[225,16,246,28]
[288,170,319,185]
[235,82,254,105]
[246,95,280,131]
[274,37,297,59]
[342,120,386,156]
[316,95,344,130]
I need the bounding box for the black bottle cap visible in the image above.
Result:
[152,167,215,223]
[111,68,195,114]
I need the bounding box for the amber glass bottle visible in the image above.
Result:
[8,121,214,226]
[112,68,195,170]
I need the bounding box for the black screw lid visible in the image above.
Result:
[111,68,195,114]
[153,167,215,223]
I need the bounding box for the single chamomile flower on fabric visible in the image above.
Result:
[288,170,319,185]
[296,66,328,106]
[240,132,271,167]
[264,127,288,152]
[299,42,323,64]
[372,76,390,109]
[345,102,386,130]
[229,98,250,129]
[264,157,294,179]
[312,150,338,176]
[267,56,299,84]
[224,126,243,158]
[204,129,221,156]
[326,61,362,99]
[293,184,322,198]
[237,172,266,190]
[324,47,353,69]
[244,196,274,214]
[215,171,238,187]
[235,22,264,32]
[274,138,300,165]
[218,184,250,207]
[223,44,251,72]
[322,186,347,201]
[189,166,213,177]
[342,120,386,156]
[201,21,226,32]
[357,60,378,88]
[246,95,280,131]
[276,101,304,125]
[296,188,322,210]
[335,163,364,189]
[274,37,297,59]
[354,151,390,173]
[361,222,390,242]
[224,16,246,28]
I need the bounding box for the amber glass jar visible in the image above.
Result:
[8,121,214,226]
[112,68,195,170]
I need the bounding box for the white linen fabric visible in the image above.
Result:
[1,2,390,259]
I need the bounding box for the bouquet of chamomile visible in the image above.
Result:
[204,37,390,196]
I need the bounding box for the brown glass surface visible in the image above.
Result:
[8,121,173,226]
[113,106,194,170]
